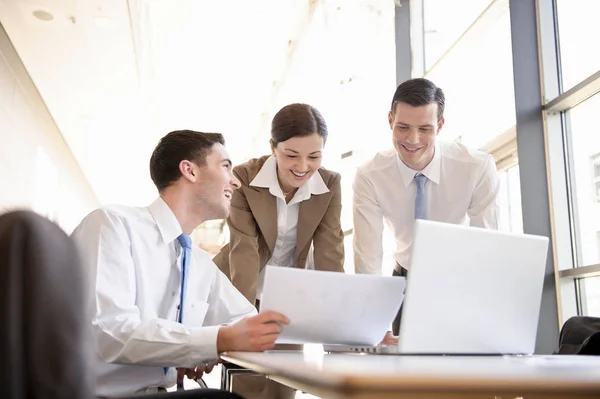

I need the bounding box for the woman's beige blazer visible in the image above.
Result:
[213,155,345,304]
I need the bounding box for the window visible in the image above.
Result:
[497,165,523,234]
[421,3,520,234]
[591,154,600,202]
[425,8,516,147]
[536,0,600,322]
[563,93,600,317]
[566,93,600,267]
[556,0,600,92]
[580,276,600,316]
[423,0,493,71]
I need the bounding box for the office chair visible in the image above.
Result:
[0,211,242,399]
[0,211,93,399]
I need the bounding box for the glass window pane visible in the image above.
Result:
[426,10,516,148]
[423,7,521,234]
[568,93,600,266]
[497,165,523,233]
[581,276,600,316]
[556,0,600,91]
[423,0,492,70]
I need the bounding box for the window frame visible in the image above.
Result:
[537,0,600,318]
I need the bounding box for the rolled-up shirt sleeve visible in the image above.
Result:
[353,170,385,275]
[468,155,500,229]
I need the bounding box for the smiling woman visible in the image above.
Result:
[214,103,345,302]
[212,103,345,398]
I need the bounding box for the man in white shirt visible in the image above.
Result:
[353,78,500,334]
[72,130,289,397]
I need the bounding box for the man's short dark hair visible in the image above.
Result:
[390,78,445,121]
[149,130,225,192]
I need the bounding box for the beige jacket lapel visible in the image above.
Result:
[296,190,333,258]
[244,186,277,253]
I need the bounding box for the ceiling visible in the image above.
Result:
[0,0,317,206]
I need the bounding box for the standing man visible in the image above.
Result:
[72,130,289,397]
[353,78,500,335]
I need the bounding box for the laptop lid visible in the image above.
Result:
[398,220,549,355]
[260,266,405,345]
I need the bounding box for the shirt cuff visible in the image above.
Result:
[189,325,220,364]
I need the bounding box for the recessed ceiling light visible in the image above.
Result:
[32,10,54,21]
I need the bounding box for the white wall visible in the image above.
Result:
[0,23,98,232]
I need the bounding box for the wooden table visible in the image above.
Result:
[221,350,600,399]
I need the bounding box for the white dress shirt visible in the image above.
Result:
[71,198,257,397]
[249,155,329,297]
[353,140,500,275]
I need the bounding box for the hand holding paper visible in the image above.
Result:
[259,266,405,346]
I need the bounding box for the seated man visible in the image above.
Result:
[71,130,289,397]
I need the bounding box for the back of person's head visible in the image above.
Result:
[271,103,328,146]
[0,211,92,399]
[390,78,445,121]
[150,130,226,192]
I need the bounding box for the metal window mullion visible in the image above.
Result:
[560,111,583,268]
[536,0,579,323]
[576,278,588,316]
[537,0,561,101]
[559,263,600,279]
[395,0,412,84]
[510,0,561,353]
[545,70,600,113]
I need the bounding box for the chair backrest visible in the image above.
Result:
[0,211,93,399]
[555,316,600,355]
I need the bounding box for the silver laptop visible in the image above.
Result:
[325,220,549,355]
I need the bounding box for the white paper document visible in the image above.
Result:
[259,266,406,345]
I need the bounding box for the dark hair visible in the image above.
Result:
[390,78,445,121]
[271,103,328,146]
[149,130,225,191]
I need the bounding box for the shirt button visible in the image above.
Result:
[172,291,176,297]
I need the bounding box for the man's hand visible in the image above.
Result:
[217,311,289,353]
[177,361,219,384]
[380,331,399,345]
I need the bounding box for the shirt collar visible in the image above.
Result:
[396,142,441,187]
[148,197,183,244]
[249,155,329,201]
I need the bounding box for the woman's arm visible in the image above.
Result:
[226,170,262,305]
[312,173,345,273]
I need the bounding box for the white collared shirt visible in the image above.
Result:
[353,140,500,275]
[71,198,257,397]
[249,155,329,296]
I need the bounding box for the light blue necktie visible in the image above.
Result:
[165,234,192,379]
[176,233,192,323]
[414,173,428,220]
